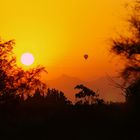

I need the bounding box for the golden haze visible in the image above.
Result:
[0,0,131,80]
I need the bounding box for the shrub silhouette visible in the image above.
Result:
[46,88,72,105]
[125,78,140,108]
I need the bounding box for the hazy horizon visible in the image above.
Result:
[47,74,124,102]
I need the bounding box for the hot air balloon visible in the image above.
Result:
[84,54,88,60]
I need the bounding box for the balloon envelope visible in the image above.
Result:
[84,54,88,60]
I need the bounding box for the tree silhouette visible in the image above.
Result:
[0,39,47,104]
[74,84,104,105]
[111,1,140,107]
[46,88,71,105]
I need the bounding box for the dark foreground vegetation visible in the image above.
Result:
[0,70,139,139]
[1,1,140,139]
[0,90,139,140]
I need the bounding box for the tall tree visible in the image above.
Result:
[111,0,140,106]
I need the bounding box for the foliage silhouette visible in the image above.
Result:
[0,1,139,138]
[75,84,104,105]
[0,39,47,104]
[0,38,138,139]
[46,88,72,105]
[111,1,140,108]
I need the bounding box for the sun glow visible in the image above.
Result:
[21,53,35,66]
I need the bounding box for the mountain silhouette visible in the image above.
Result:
[47,74,125,102]
[47,74,86,101]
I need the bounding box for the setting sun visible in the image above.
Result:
[0,0,129,102]
[21,52,35,66]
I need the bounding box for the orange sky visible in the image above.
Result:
[0,0,132,81]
